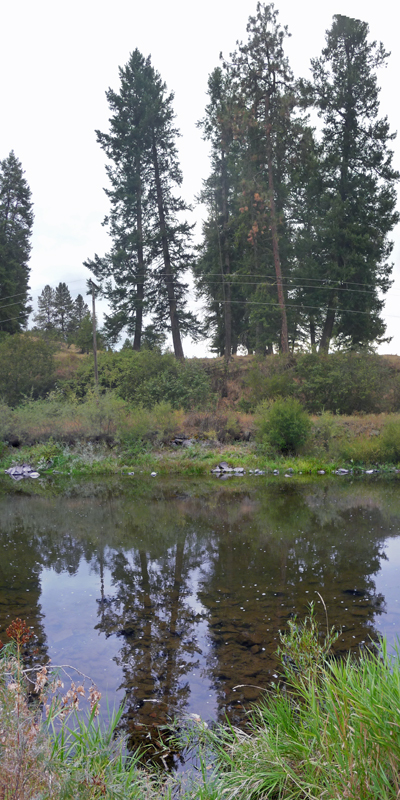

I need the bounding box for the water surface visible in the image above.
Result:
[1,475,400,747]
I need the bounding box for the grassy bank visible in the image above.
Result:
[3,611,400,799]
[1,391,400,478]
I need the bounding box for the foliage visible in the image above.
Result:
[34,284,91,347]
[255,397,311,454]
[0,151,33,334]
[0,621,167,800]
[0,333,56,406]
[296,352,394,414]
[85,49,197,357]
[64,350,214,410]
[244,352,400,415]
[208,613,400,800]
[301,15,399,351]
[381,418,400,464]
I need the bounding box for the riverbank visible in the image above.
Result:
[1,437,400,482]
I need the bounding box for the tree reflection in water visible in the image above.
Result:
[0,477,398,748]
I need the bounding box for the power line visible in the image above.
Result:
[0,291,30,303]
[2,298,400,327]
[0,300,28,312]
[192,278,387,296]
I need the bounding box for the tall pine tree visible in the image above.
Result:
[305,15,399,352]
[0,152,33,334]
[85,50,196,357]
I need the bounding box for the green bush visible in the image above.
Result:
[0,334,56,406]
[244,355,296,409]
[63,350,213,411]
[255,397,311,454]
[296,352,394,415]
[244,353,400,415]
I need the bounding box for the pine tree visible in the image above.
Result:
[69,293,90,335]
[34,285,56,332]
[0,152,33,334]
[305,15,399,352]
[227,2,296,354]
[196,4,301,356]
[53,282,74,339]
[85,50,196,357]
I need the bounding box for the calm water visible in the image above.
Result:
[1,474,400,750]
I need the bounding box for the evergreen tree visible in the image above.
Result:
[34,284,56,332]
[85,50,196,358]
[69,293,90,335]
[227,2,296,354]
[196,4,302,356]
[53,282,74,339]
[0,152,33,334]
[305,15,399,352]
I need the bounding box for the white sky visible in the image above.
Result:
[1,0,399,356]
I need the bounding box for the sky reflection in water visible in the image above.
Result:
[1,476,400,742]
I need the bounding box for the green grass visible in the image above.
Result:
[3,610,400,798]
[196,611,400,800]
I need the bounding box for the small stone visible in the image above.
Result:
[273,469,279,476]
[150,472,157,477]
[317,470,325,475]
[127,472,135,476]
[29,472,40,479]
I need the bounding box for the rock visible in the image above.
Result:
[335,468,349,475]
[5,464,40,480]
[181,439,195,448]
[317,470,326,475]
[273,469,279,476]
[150,472,157,477]
[218,461,230,470]
[365,469,379,475]
[286,468,294,474]
[284,473,293,478]
[128,472,135,476]
[233,467,245,473]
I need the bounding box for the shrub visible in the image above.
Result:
[63,350,214,411]
[0,334,56,406]
[297,352,394,415]
[255,397,311,454]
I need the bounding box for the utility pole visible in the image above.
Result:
[90,279,100,385]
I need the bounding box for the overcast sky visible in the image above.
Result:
[1,0,399,355]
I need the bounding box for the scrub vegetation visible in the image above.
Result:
[1,342,400,475]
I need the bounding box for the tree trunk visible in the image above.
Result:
[319,294,337,353]
[265,97,289,354]
[133,158,144,351]
[151,132,184,359]
[310,316,316,351]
